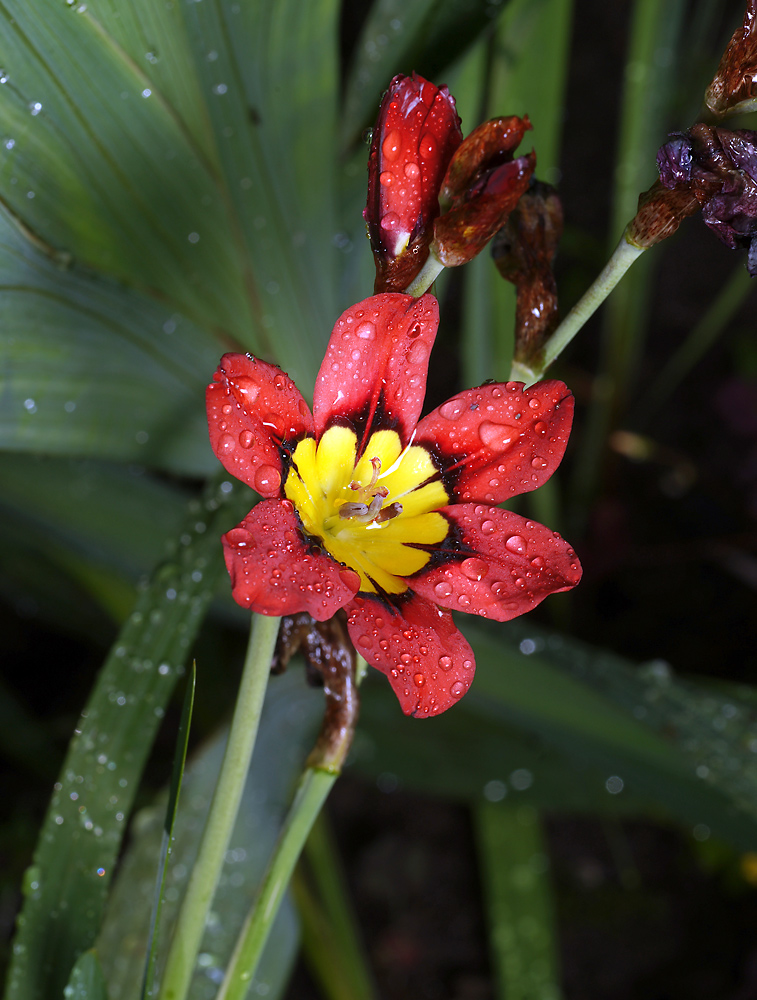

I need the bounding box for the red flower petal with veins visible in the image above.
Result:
[411,505,581,621]
[415,380,573,503]
[313,293,439,447]
[223,500,360,620]
[207,353,314,497]
[346,593,476,717]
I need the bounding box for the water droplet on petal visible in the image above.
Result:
[420,132,436,158]
[254,464,281,493]
[461,557,488,581]
[439,398,465,421]
[233,377,260,402]
[450,680,466,698]
[491,580,508,598]
[382,129,401,160]
[439,655,453,671]
[434,581,453,599]
[355,320,376,340]
[239,430,254,448]
[534,420,547,435]
[404,162,420,179]
[531,456,548,469]
[381,211,400,231]
[481,520,496,535]
[528,398,540,410]
[379,170,393,186]
[479,421,518,450]
[222,403,233,415]
[505,535,526,555]
[407,339,428,364]
[217,433,235,455]
[400,653,412,665]
[413,672,425,686]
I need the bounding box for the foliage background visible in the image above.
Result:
[1,0,756,997]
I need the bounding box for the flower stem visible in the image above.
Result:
[216,653,365,999]
[158,613,281,1000]
[405,250,446,297]
[530,235,646,379]
[217,768,338,1000]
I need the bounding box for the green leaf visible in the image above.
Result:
[64,950,109,1000]
[4,474,252,1000]
[141,663,195,1000]
[0,205,221,474]
[474,803,562,1000]
[353,620,757,850]
[96,668,325,1000]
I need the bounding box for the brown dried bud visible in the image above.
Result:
[491,180,563,364]
[273,611,358,772]
[626,180,703,248]
[705,1,757,117]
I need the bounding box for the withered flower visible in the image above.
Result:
[705,0,757,117]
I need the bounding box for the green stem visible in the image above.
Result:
[405,251,446,297]
[534,236,645,379]
[217,651,365,999]
[158,613,281,1000]
[217,768,338,1000]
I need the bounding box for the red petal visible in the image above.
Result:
[415,380,574,503]
[410,504,582,621]
[222,500,360,620]
[346,592,476,717]
[312,293,439,449]
[207,353,314,498]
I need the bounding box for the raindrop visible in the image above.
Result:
[213,83,228,95]
[434,581,453,599]
[530,456,548,470]
[406,339,428,364]
[505,535,526,555]
[254,464,281,493]
[438,655,453,671]
[381,211,400,231]
[379,170,393,186]
[404,162,420,179]
[413,672,425,686]
[382,129,401,160]
[461,557,487,581]
[29,101,42,115]
[217,433,235,455]
[355,320,376,340]
[420,132,436,158]
[450,680,466,698]
[239,430,255,448]
[439,398,465,421]
[479,421,517,450]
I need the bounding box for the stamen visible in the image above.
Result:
[375,502,403,523]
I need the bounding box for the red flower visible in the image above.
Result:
[364,73,463,294]
[207,294,581,717]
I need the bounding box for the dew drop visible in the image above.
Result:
[531,456,548,470]
[450,680,466,698]
[534,420,547,435]
[222,403,232,415]
[400,653,412,665]
[254,464,281,493]
[479,421,517,450]
[239,430,254,448]
[461,557,488,581]
[233,376,260,402]
[438,655,453,671]
[379,170,393,186]
[404,162,420,179]
[505,535,526,555]
[407,339,428,364]
[491,580,508,598]
[382,130,402,160]
[434,581,453,599]
[381,211,400,231]
[420,132,436,158]
[217,433,235,455]
[528,398,540,410]
[355,320,376,340]
[413,672,425,686]
[439,398,465,421]
[481,520,496,535]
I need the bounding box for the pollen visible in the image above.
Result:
[285,426,449,594]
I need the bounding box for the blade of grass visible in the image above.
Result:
[63,949,109,1000]
[141,663,196,1000]
[474,802,562,1000]
[295,812,377,1000]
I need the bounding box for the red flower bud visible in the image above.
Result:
[364,73,463,293]
[431,116,536,267]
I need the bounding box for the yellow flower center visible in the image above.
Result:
[284,425,449,594]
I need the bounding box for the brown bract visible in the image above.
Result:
[432,116,535,267]
[705,0,757,117]
[491,180,563,366]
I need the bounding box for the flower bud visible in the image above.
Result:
[632,124,757,272]
[364,73,463,293]
[491,179,563,365]
[705,0,757,117]
[431,116,536,267]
